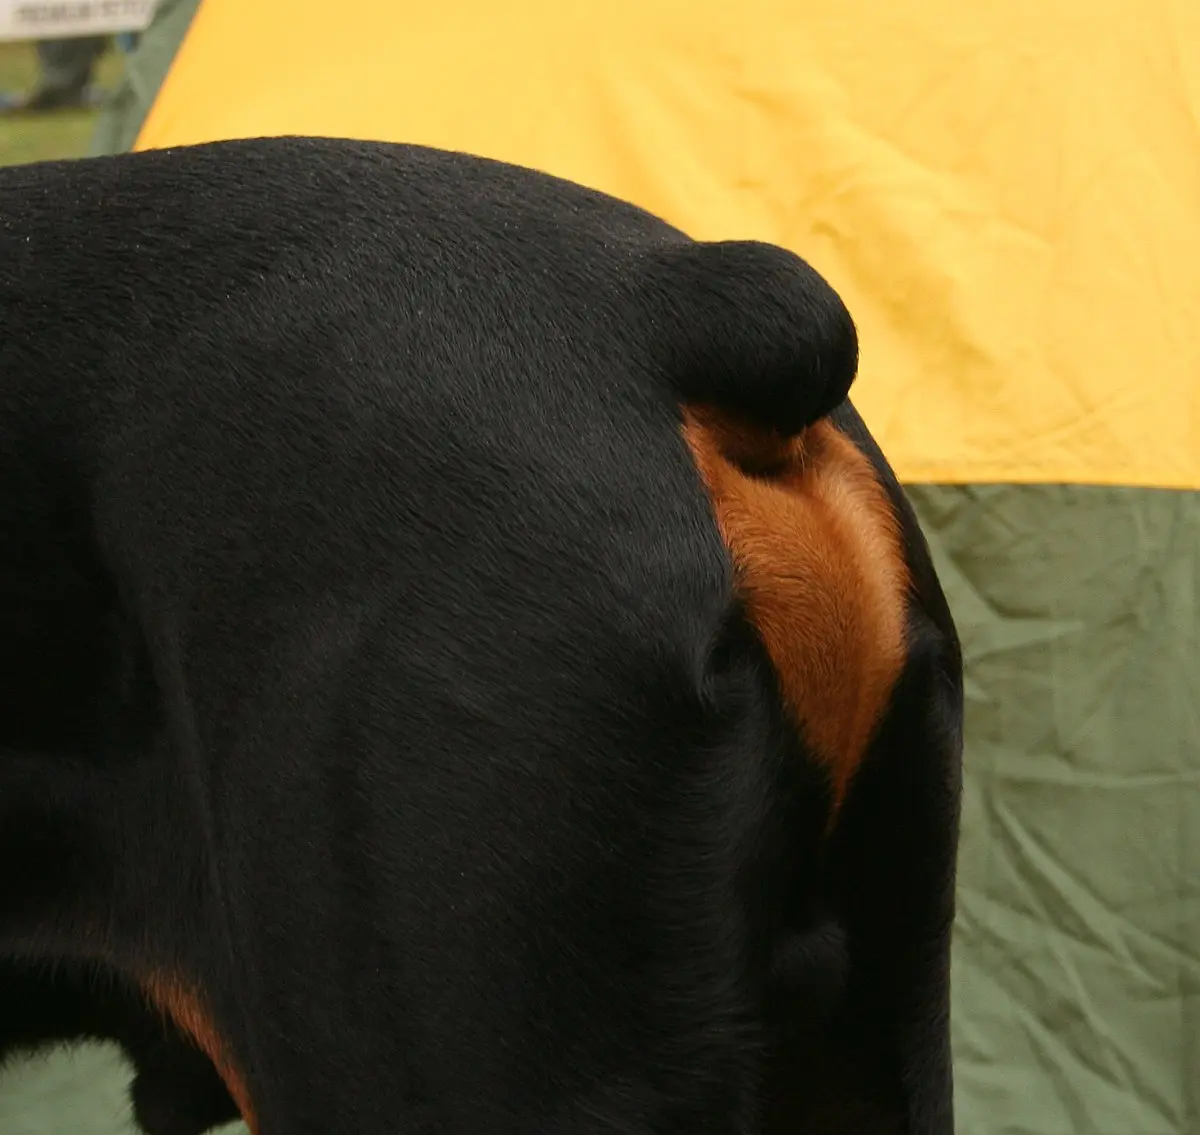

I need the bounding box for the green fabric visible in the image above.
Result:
[0,1046,245,1135]
[0,1045,132,1134]
[87,0,201,157]
[8,484,1194,1135]
[908,483,1200,1135]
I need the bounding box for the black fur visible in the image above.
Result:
[0,136,961,1134]
[0,959,236,1134]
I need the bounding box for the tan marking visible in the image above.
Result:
[141,971,259,1134]
[682,410,908,816]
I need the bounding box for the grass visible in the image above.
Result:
[0,40,125,166]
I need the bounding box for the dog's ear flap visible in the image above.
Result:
[635,239,858,436]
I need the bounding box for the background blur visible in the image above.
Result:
[0,39,119,164]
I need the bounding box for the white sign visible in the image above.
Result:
[0,0,155,40]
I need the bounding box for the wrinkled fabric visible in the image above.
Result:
[910,483,1200,1135]
[133,0,1200,489]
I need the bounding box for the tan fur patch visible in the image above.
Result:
[682,410,908,816]
[141,971,258,1134]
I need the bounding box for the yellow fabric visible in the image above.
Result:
[136,0,1200,489]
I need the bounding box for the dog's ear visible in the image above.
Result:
[636,240,858,436]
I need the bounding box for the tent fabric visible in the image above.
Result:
[9,3,1197,1135]
[909,483,1200,1134]
[0,1046,138,1135]
[130,0,1200,492]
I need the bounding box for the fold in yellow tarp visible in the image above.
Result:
[136,0,1200,490]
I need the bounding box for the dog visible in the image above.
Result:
[0,136,962,1134]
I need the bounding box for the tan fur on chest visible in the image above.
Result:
[682,411,908,816]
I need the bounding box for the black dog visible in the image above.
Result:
[0,137,962,1134]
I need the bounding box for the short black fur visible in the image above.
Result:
[0,136,961,1134]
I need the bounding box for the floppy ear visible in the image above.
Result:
[635,239,858,436]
